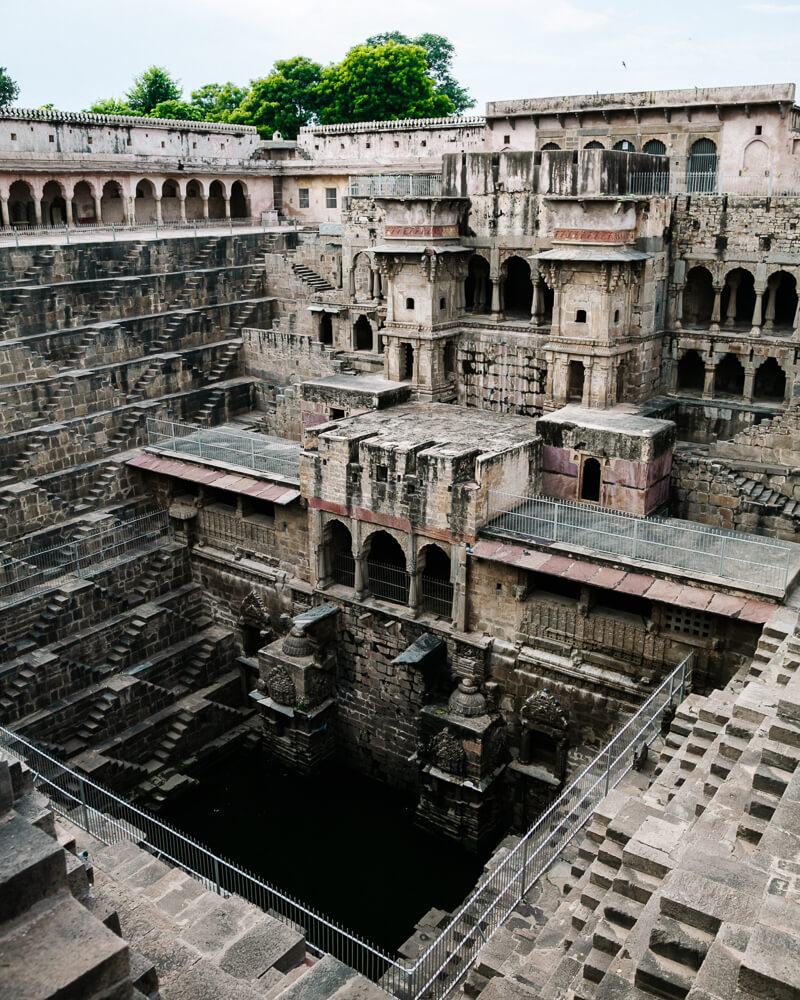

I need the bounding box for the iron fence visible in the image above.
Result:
[0,651,692,999]
[332,551,355,588]
[0,508,171,605]
[367,559,410,605]
[485,490,793,590]
[421,576,454,618]
[196,507,275,555]
[146,417,300,481]
[348,175,442,198]
[623,170,800,198]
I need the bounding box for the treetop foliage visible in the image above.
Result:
[84,32,472,137]
[0,67,20,108]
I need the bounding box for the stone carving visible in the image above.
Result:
[521,689,568,732]
[447,677,488,717]
[282,624,315,659]
[266,665,296,706]
[239,590,271,631]
[429,729,466,775]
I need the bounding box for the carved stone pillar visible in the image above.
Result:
[179,196,187,223]
[224,196,231,219]
[490,277,502,317]
[202,197,209,220]
[154,196,163,224]
[710,283,724,330]
[751,284,766,332]
[763,276,778,331]
[0,195,8,228]
[93,195,102,224]
[743,365,756,403]
[723,273,740,327]
[703,364,716,399]
[673,283,685,329]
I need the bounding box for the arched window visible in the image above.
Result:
[643,139,666,155]
[319,312,333,346]
[743,139,770,174]
[720,268,756,330]
[354,315,372,351]
[465,254,490,313]
[714,354,745,397]
[420,544,453,617]
[327,520,354,587]
[208,180,225,219]
[8,180,35,225]
[42,180,67,226]
[584,140,604,150]
[541,142,560,151]
[162,179,179,198]
[134,179,156,223]
[683,266,714,327]
[613,140,635,152]
[766,272,798,332]
[230,180,248,218]
[568,360,585,402]
[503,256,533,318]
[688,138,717,193]
[753,358,786,400]
[677,350,705,393]
[366,531,409,605]
[581,458,602,502]
[72,180,96,224]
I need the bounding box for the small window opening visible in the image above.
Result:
[376,465,389,483]
[503,134,510,144]
[576,309,587,323]
[406,297,415,310]
[614,309,620,323]
[394,141,400,148]
[420,140,426,147]
[331,408,345,420]
[49,134,54,142]
[440,297,446,309]
[755,125,763,136]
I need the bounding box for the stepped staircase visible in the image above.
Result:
[291,262,335,292]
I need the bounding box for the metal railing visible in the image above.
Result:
[348,174,442,198]
[623,170,800,198]
[0,651,692,999]
[485,490,793,590]
[421,576,454,618]
[367,559,410,605]
[0,216,289,247]
[332,551,355,588]
[146,417,300,482]
[196,507,276,555]
[0,508,171,604]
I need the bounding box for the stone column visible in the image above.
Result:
[126,198,134,225]
[743,365,755,403]
[154,196,163,224]
[408,540,419,618]
[751,285,766,332]
[672,284,685,329]
[710,283,724,330]
[703,364,716,399]
[0,195,8,228]
[368,268,375,300]
[93,195,102,224]
[723,274,739,327]
[763,277,778,331]
[792,296,800,339]
[490,277,502,317]
[530,279,540,325]
[33,199,42,226]
[244,196,252,219]
[224,197,231,219]
[202,197,209,220]
[179,196,187,223]
[120,196,128,225]
[347,265,355,298]
[452,542,468,632]
[353,527,367,601]
[375,269,383,301]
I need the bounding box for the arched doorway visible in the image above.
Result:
[354,316,373,351]
[319,312,333,346]
[677,350,705,393]
[720,268,756,330]
[541,142,560,151]
[743,139,769,174]
[714,354,745,397]
[42,180,67,226]
[327,520,354,587]
[208,180,225,219]
[683,267,714,327]
[643,139,667,155]
[400,343,414,381]
[230,180,248,218]
[465,255,490,313]
[568,360,585,402]
[753,359,786,401]
[687,138,717,193]
[366,531,409,605]
[72,181,96,224]
[8,180,35,225]
[584,141,604,150]
[580,458,602,502]
[134,179,157,223]
[766,272,798,332]
[185,180,204,220]
[100,180,124,223]
[161,179,180,221]
[503,256,533,318]
[613,140,635,152]
[420,544,453,618]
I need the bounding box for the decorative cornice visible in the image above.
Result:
[0,107,258,135]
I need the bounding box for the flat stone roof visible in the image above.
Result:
[538,405,675,439]
[318,402,539,456]
[302,374,407,394]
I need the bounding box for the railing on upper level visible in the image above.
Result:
[0,508,171,605]
[484,491,794,591]
[348,174,442,198]
[623,170,800,198]
[0,652,693,1000]
[146,417,301,482]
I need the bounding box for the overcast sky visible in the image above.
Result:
[6,0,800,113]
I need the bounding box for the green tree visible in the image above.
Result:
[317,42,454,125]
[126,66,182,115]
[364,32,473,113]
[87,97,134,116]
[149,99,203,121]
[0,67,19,107]
[228,57,323,139]
[190,82,246,121]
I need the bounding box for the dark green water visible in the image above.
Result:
[159,746,489,952]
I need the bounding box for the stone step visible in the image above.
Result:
[0,812,67,922]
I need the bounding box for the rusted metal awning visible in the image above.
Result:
[126,453,300,505]
[470,538,774,624]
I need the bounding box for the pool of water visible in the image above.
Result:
[159,745,490,952]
